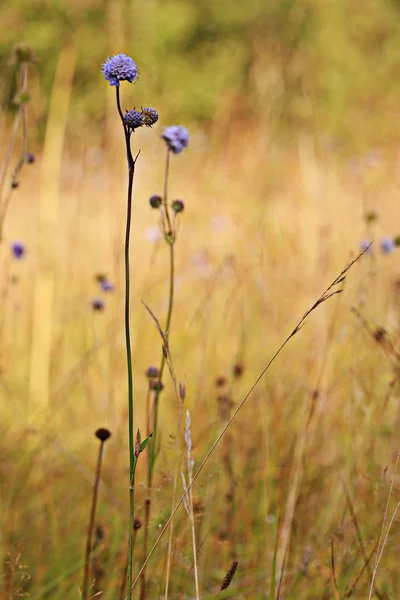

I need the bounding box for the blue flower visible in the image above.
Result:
[124,110,143,130]
[162,125,189,154]
[102,54,138,87]
[141,107,159,128]
[100,279,114,292]
[360,240,372,253]
[11,241,25,259]
[380,237,395,254]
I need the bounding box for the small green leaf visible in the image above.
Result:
[140,433,153,452]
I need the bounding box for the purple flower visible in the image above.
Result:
[11,241,25,259]
[360,240,372,253]
[141,107,159,128]
[162,125,189,154]
[102,54,138,87]
[25,153,35,164]
[145,366,159,379]
[380,237,395,254]
[100,279,114,292]
[124,109,143,130]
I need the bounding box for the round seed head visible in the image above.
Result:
[149,195,162,209]
[124,109,143,130]
[172,199,184,213]
[141,107,159,127]
[95,428,111,441]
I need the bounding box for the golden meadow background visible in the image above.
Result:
[2,0,400,597]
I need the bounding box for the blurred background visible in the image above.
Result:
[2,0,400,598]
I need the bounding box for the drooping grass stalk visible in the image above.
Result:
[82,428,111,600]
[132,247,369,589]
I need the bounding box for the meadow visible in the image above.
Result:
[2,2,400,599]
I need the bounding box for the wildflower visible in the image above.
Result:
[360,240,372,253]
[91,298,105,311]
[172,199,184,213]
[161,125,189,154]
[25,153,35,164]
[141,107,159,128]
[145,366,159,379]
[124,110,143,131]
[102,53,138,87]
[100,279,114,292]
[11,241,25,259]
[380,237,395,254]
[149,195,162,209]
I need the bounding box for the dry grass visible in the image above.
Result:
[1,82,400,598]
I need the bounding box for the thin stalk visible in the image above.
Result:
[0,62,28,241]
[142,148,174,599]
[116,86,137,600]
[82,432,109,600]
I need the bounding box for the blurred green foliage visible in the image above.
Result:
[2,0,400,145]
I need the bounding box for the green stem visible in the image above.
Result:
[142,149,174,600]
[116,86,136,600]
[149,148,174,483]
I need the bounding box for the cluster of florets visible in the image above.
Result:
[102,53,139,87]
[161,125,189,154]
[123,107,159,131]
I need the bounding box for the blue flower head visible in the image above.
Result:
[124,110,143,131]
[102,54,138,87]
[100,279,114,292]
[380,237,395,254]
[162,125,189,154]
[11,241,25,259]
[360,240,372,254]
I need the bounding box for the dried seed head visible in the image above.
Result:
[135,429,142,457]
[233,362,244,378]
[220,560,238,591]
[215,376,227,388]
[12,42,37,65]
[95,428,111,442]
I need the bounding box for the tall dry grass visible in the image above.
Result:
[1,55,400,598]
